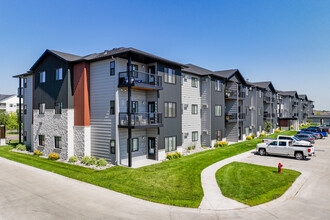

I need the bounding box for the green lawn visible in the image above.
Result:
[0,130,296,208]
[216,162,301,206]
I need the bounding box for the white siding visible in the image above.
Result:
[181,73,202,149]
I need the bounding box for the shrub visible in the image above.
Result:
[33,150,43,156]
[87,156,97,166]
[96,158,108,167]
[203,147,207,149]
[48,153,60,160]
[264,121,272,133]
[291,125,294,130]
[214,142,220,148]
[251,133,255,139]
[246,136,252,140]
[192,145,196,150]
[175,152,182,158]
[275,129,281,133]
[259,133,266,138]
[68,156,78,163]
[81,156,90,164]
[187,146,191,150]
[218,141,228,147]
[166,152,182,160]
[16,144,26,151]
[166,153,173,160]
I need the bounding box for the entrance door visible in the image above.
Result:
[148,137,156,160]
[148,66,156,85]
[148,102,156,123]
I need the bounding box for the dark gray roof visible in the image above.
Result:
[248,81,276,92]
[182,64,213,75]
[0,94,15,102]
[277,90,299,98]
[213,69,239,78]
[298,94,308,101]
[49,50,82,62]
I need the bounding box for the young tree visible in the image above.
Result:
[0,111,9,125]
[264,121,272,133]
[6,112,18,130]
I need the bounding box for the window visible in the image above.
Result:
[259,90,262,98]
[279,141,287,147]
[216,130,222,141]
[215,105,222,117]
[24,105,27,114]
[258,107,261,116]
[192,104,198,114]
[245,127,249,136]
[55,102,62,114]
[110,100,115,115]
[39,135,45,146]
[55,136,62,149]
[56,68,63,80]
[132,64,138,78]
[132,101,138,113]
[270,141,277,146]
[164,67,176,84]
[191,77,198,88]
[24,78,27,88]
[110,140,115,154]
[40,71,46,83]
[165,136,177,152]
[110,61,115,76]
[164,102,176,117]
[132,138,139,152]
[39,103,45,114]
[215,79,221,91]
[192,131,198,142]
[246,87,249,96]
[23,131,27,142]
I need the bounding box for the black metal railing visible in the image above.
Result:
[118,71,162,89]
[119,112,162,127]
[225,112,246,122]
[225,90,246,99]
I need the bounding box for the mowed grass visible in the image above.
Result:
[216,162,301,206]
[0,130,296,208]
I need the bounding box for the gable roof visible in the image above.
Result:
[0,94,15,102]
[298,94,308,101]
[248,81,276,93]
[277,90,299,98]
[182,64,213,76]
[213,69,246,84]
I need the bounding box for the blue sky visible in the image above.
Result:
[1,0,329,109]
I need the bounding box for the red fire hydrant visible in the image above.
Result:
[278,163,283,173]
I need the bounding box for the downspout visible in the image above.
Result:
[127,56,132,167]
[209,76,211,146]
[18,77,22,144]
[236,82,239,140]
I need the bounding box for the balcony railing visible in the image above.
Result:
[118,71,162,90]
[118,112,163,128]
[292,101,298,106]
[225,90,246,100]
[225,112,246,122]
[293,113,299,117]
[263,96,275,103]
[264,113,276,119]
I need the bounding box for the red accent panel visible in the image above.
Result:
[74,62,90,126]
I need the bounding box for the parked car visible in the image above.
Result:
[257,140,315,160]
[297,130,322,139]
[294,134,315,144]
[262,135,312,146]
[319,125,330,134]
[304,127,328,137]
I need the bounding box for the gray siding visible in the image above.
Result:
[23,75,33,147]
[210,77,225,141]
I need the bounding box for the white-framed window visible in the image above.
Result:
[39,103,45,114]
[40,71,46,83]
[110,100,115,115]
[55,136,62,149]
[164,102,176,118]
[246,87,249,96]
[39,135,45,146]
[165,136,177,152]
[259,90,262,98]
[215,79,221,91]
[192,131,198,142]
[192,104,198,115]
[110,61,115,76]
[23,78,27,88]
[110,140,116,154]
[132,138,139,152]
[56,68,63,80]
[164,68,176,84]
[215,105,222,117]
[191,77,198,88]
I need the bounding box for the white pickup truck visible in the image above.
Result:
[262,135,312,147]
[256,140,315,160]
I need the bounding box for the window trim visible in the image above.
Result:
[132,138,139,152]
[192,131,198,142]
[165,136,177,152]
[215,105,222,117]
[110,61,115,76]
[110,140,116,154]
[39,135,45,146]
[191,77,198,88]
[110,100,115,115]
[164,102,176,118]
[56,68,63,81]
[191,104,198,115]
[54,136,62,149]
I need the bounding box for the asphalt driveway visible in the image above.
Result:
[0,138,330,219]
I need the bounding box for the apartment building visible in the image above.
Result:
[0,94,20,113]
[14,47,314,167]
[298,95,309,124]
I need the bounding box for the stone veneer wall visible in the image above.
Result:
[74,126,91,158]
[33,109,74,160]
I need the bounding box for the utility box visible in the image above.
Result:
[0,125,5,139]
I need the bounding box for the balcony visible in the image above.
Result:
[225,112,246,122]
[292,101,299,106]
[293,113,299,118]
[118,112,163,128]
[264,113,276,119]
[263,96,275,104]
[225,90,246,100]
[118,71,162,90]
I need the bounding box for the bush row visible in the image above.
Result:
[70,156,108,167]
[166,152,182,160]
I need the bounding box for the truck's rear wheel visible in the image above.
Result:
[295,152,304,160]
[259,148,266,156]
